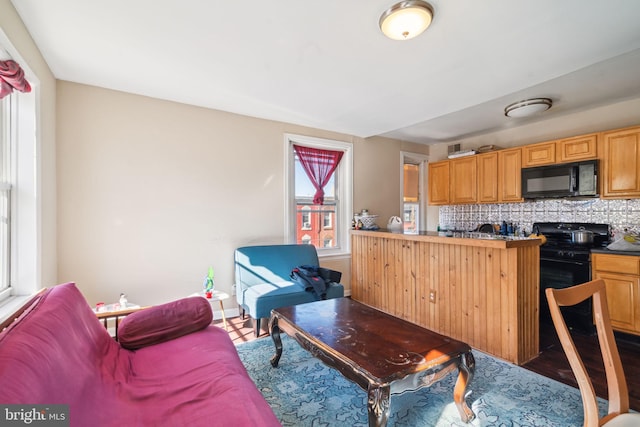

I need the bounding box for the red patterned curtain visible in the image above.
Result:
[293,145,344,205]
[0,60,31,99]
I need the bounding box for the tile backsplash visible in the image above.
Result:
[439,198,640,237]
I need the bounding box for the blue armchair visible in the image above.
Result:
[234,244,344,336]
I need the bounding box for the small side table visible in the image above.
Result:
[93,303,145,340]
[191,290,230,331]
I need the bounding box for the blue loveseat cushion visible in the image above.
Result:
[235,244,345,319]
[244,281,344,319]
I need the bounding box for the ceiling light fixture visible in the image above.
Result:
[379,1,434,41]
[504,98,553,118]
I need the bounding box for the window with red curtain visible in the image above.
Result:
[293,144,344,205]
[0,60,31,100]
[287,134,352,253]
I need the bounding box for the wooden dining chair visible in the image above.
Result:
[546,279,640,427]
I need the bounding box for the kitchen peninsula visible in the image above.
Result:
[351,230,542,365]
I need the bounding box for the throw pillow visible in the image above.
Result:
[118,296,213,350]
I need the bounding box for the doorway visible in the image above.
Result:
[400,152,429,233]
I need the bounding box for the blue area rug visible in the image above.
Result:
[236,335,607,426]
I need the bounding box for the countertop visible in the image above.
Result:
[351,229,541,249]
[591,248,640,256]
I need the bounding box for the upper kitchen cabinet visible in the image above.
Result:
[477,152,499,203]
[557,134,597,163]
[522,141,556,167]
[601,125,640,199]
[498,147,523,202]
[450,156,477,204]
[523,133,597,167]
[428,160,450,205]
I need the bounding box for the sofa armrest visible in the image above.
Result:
[118,297,213,350]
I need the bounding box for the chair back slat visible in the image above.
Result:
[545,279,631,427]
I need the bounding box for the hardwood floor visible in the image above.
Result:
[215,315,640,412]
[523,319,640,412]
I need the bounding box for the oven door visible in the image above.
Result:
[540,256,594,332]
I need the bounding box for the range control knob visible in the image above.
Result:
[557,251,564,257]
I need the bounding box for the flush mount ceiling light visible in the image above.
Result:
[504,98,553,118]
[379,1,434,41]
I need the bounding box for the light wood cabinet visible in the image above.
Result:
[601,126,640,199]
[523,141,556,167]
[351,230,541,365]
[523,133,597,167]
[557,133,597,162]
[428,149,520,205]
[428,160,450,205]
[592,253,640,335]
[450,156,477,204]
[498,147,523,202]
[477,152,498,203]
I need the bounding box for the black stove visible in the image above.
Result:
[534,222,611,333]
[535,222,610,258]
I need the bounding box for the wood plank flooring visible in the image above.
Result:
[215,314,640,412]
[523,319,640,412]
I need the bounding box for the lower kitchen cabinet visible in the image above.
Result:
[592,253,640,335]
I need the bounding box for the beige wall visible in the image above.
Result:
[56,82,429,306]
[429,97,640,161]
[0,1,57,291]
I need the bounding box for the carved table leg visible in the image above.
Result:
[453,350,476,423]
[367,384,390,427]
[269,317,283,368]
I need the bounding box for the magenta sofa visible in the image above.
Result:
[0,283,281,427]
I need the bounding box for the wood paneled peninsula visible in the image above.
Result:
[351,230,542,365]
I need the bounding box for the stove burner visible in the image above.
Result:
[533,222,611,249]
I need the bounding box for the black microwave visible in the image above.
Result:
[521,160,598,199]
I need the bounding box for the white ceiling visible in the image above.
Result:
[10,0,640,144]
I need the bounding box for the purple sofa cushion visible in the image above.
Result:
[0,283,124,412]
[0,283,281,427]
[118,296,213,350]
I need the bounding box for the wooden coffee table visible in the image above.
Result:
[269,298,475,427]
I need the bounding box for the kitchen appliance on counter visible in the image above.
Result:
[534,222,611,333]
[522,160,598,199]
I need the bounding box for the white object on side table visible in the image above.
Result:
[190,290,230,331]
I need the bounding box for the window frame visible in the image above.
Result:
[285,134,352,257]
[0,95,11,298]
[0,40,40,310]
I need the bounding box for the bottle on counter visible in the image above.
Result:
[500,221,508,235]
[119,293,128,308]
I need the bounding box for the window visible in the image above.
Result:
[301,207,311,230]
[323,212,332,229]
[285,134,352,257]
[0,47,38,307]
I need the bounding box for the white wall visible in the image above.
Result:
[56,82,429,306]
